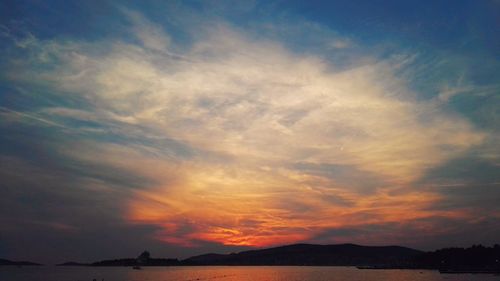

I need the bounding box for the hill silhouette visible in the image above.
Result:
[0,258,41,266]
[184,243,422,266]
[413,244,500,271]
[50,243,500,272]
[90,251,180,266]
[56,261,89,266]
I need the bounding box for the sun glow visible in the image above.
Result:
[123,159,461,247]
[4,7,490,251]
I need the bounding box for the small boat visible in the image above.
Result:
[132,266,142,270]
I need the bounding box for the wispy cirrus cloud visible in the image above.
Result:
[1,4,497,259]
[20,20,483,180]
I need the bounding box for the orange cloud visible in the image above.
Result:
[12,12,487,249]
[123,160,464,247]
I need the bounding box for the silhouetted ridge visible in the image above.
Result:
[90,250,180,266]
[185,243,422,266]
[413,244,500,271]
[0,258,42,266]
[56,261,89,266]
[54,243,500,271]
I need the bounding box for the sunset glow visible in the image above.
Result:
[1,0,499,263]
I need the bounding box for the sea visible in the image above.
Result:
[1,266,499,281]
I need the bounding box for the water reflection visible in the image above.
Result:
[1,266,500,281]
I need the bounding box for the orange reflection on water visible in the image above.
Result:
[122,266,477,281]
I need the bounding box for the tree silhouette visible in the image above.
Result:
[137,251,151,264]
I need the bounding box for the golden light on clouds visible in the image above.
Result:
[123,158,467,247]
[9,12,487,248]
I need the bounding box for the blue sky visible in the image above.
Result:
[1,0,499,263]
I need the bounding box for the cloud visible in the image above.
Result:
[121,8,171,52]
[2,10,489,249]
[21,24,485,177]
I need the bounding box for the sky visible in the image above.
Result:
[0,0,499,264]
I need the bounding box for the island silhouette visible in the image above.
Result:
[58,243,500,273]
[0,258,41,266]
[4,243,500,273]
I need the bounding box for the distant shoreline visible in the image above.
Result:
[4,243,499,273]
[3,264,500,275]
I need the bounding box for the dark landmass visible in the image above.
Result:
[357,244,500,273]
[185,243,422,266]
[89,251,181,267]
[91,257,181,266]
[57,244,422,267]
[0,258,42,266]
[56,261,89,266]
[186,243,500,272]
[51,243,500,273]
[413,244,500,272]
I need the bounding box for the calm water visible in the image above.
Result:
[1,266,500,281]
